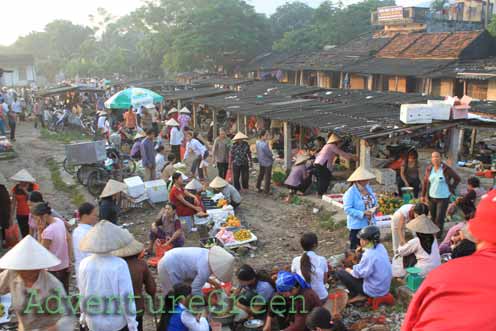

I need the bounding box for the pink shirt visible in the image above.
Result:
[42,218,69,271]
[314,143,353,170]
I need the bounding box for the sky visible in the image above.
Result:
[0,0,426,46]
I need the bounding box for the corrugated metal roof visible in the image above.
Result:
[345,58,454,76]
[162,87,231,101]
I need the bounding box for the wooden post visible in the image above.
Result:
[367,75,374,91]
[394,76,399,92]
[447,127,461,166]
[192,104,197,129]
[300,70,304,86]
[177,99,182,109]
[283,121,291,170]
[463,80,467,96]
[294,71,298,85]
[244,116,248,135]
[236,113,241,132]
[212,109,218,140]
[359,139,371,169]
[339,72,344,89]
[469,128,477,155]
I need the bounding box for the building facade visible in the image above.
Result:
[0,54,36,87]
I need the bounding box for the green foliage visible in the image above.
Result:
[40,128,90,144]
[489,15,496,37]
[272,170,287,184]
[270,2,315,40]
[318,211,346,231]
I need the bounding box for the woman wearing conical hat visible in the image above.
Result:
[230,132,251,191]
[314,134,356,196]
[343,166,378,249]
[10,169,39,238]
[284,154,312,202]
[99,179,127,225]
[0,235,75,330]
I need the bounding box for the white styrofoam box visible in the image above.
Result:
[322,194,344,209]
[373,168,397,185]
[144,179,168,203]
[124,176,145,198]
[400,104,433,124]
[452,105,469,119]
[427,100,452,120]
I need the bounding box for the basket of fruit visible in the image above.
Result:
[217,198,228,208]
[223,229,257,248]
[221,215,241,228]
[378,196,403,216]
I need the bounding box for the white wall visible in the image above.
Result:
[0,65,36,87]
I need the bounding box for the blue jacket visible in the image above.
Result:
[352,243,392,297]
[168,305,187,331]
[343,183,377,230]
[256,140,274,167]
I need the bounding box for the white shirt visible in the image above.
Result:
[291,251,329,300]
[397,237,441,277]
[395,204,415,220]
[170,127,184,146]
[155,154,166,177]
[97,115,107,129]
[184,139,207,160]
[158,247,210,295]
[78,254,138,331]
[72,223,92,277]
[179,303,210,331]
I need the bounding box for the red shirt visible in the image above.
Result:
[402,246,496,331]
[169,185,195,217]
[12,183,40,216]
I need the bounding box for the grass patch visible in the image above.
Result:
[40,128,90,144]
[46,158,86,207]
[318,210,346,231]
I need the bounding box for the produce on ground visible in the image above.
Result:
[222,215,241,227]
[378,196,403,215]
[217,199,228,208]
[234,229,252,241]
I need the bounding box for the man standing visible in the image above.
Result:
[6,103,16,141]
[0,98,6,136]
[256,130,274,194]
[140,129,157,181]
[168,118,183,161]
[123,106,137,130]
[33,98,43,129]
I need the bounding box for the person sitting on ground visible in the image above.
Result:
[169,172,205,233]
[397,214,441,277]
[99,179,126,225]
[161,153,177,183]
[336,225,392,304]
[285,154,312,202]
[112,237,156,331]
[451,224,477,259]
[402,190,496,331]
[291,233,329,304]
[31,202,72,292]
[159,283,210,331]
[27,191,65,239]
[157,246,235,296]
[209,176,242,208]
[232,264,275,322]
[391,203,429,253]
[0,236,75,330]
[306,307,348,331]
[148,202,184,254]
[451,176,479,220]
[264,271,322,331]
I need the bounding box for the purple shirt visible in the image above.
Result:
[439,222,465,254]
[140,137,156,168]
[284,164,308,187]
[315,143,353,170]
[178,114,190,130]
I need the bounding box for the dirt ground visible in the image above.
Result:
[5,121,492,331]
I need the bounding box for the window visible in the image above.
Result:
[18,66,27,81]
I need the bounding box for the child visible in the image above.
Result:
[454,176,479,220]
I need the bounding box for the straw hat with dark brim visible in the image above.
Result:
[10,169,36,183]
[233,132,248,141]
[295,154,310,166]
[165,118,180,127]
[0,235,60,270]
[167,108,178,115]
[327,134,342,144]
[111,238,144,257]
[100,179,127,198]
[208,246,235,283]
[406,214,440,234]
[80,220,134,254]
[209,176,228,189]
[347,167,376,182]
[179,107,191,114]
[185,179,203,191]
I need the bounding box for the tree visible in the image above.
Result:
[488,15,496,37]
[270,2,315,40]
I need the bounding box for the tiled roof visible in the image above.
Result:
[377,31,482,59]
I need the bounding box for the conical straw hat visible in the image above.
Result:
[167,107,178,115]
[80,220,133,254]
[179,107,191,114]
[165,118,179,127]
[208,246,235,282]
[100,179,127,198]
[209,176,228,189]
[10,169,36,183]
[185,178,203,191]
[0,235,60,270]
[134,131,146,140]
[347,166,376,182]
[406,214,440,234]
[295,154,310,166]
[111,238,144,257]
[233,132,248,141]
[327,134,342,144]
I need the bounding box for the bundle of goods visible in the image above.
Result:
[222,215,241,228]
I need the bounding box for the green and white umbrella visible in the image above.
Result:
[104,88,163,109]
